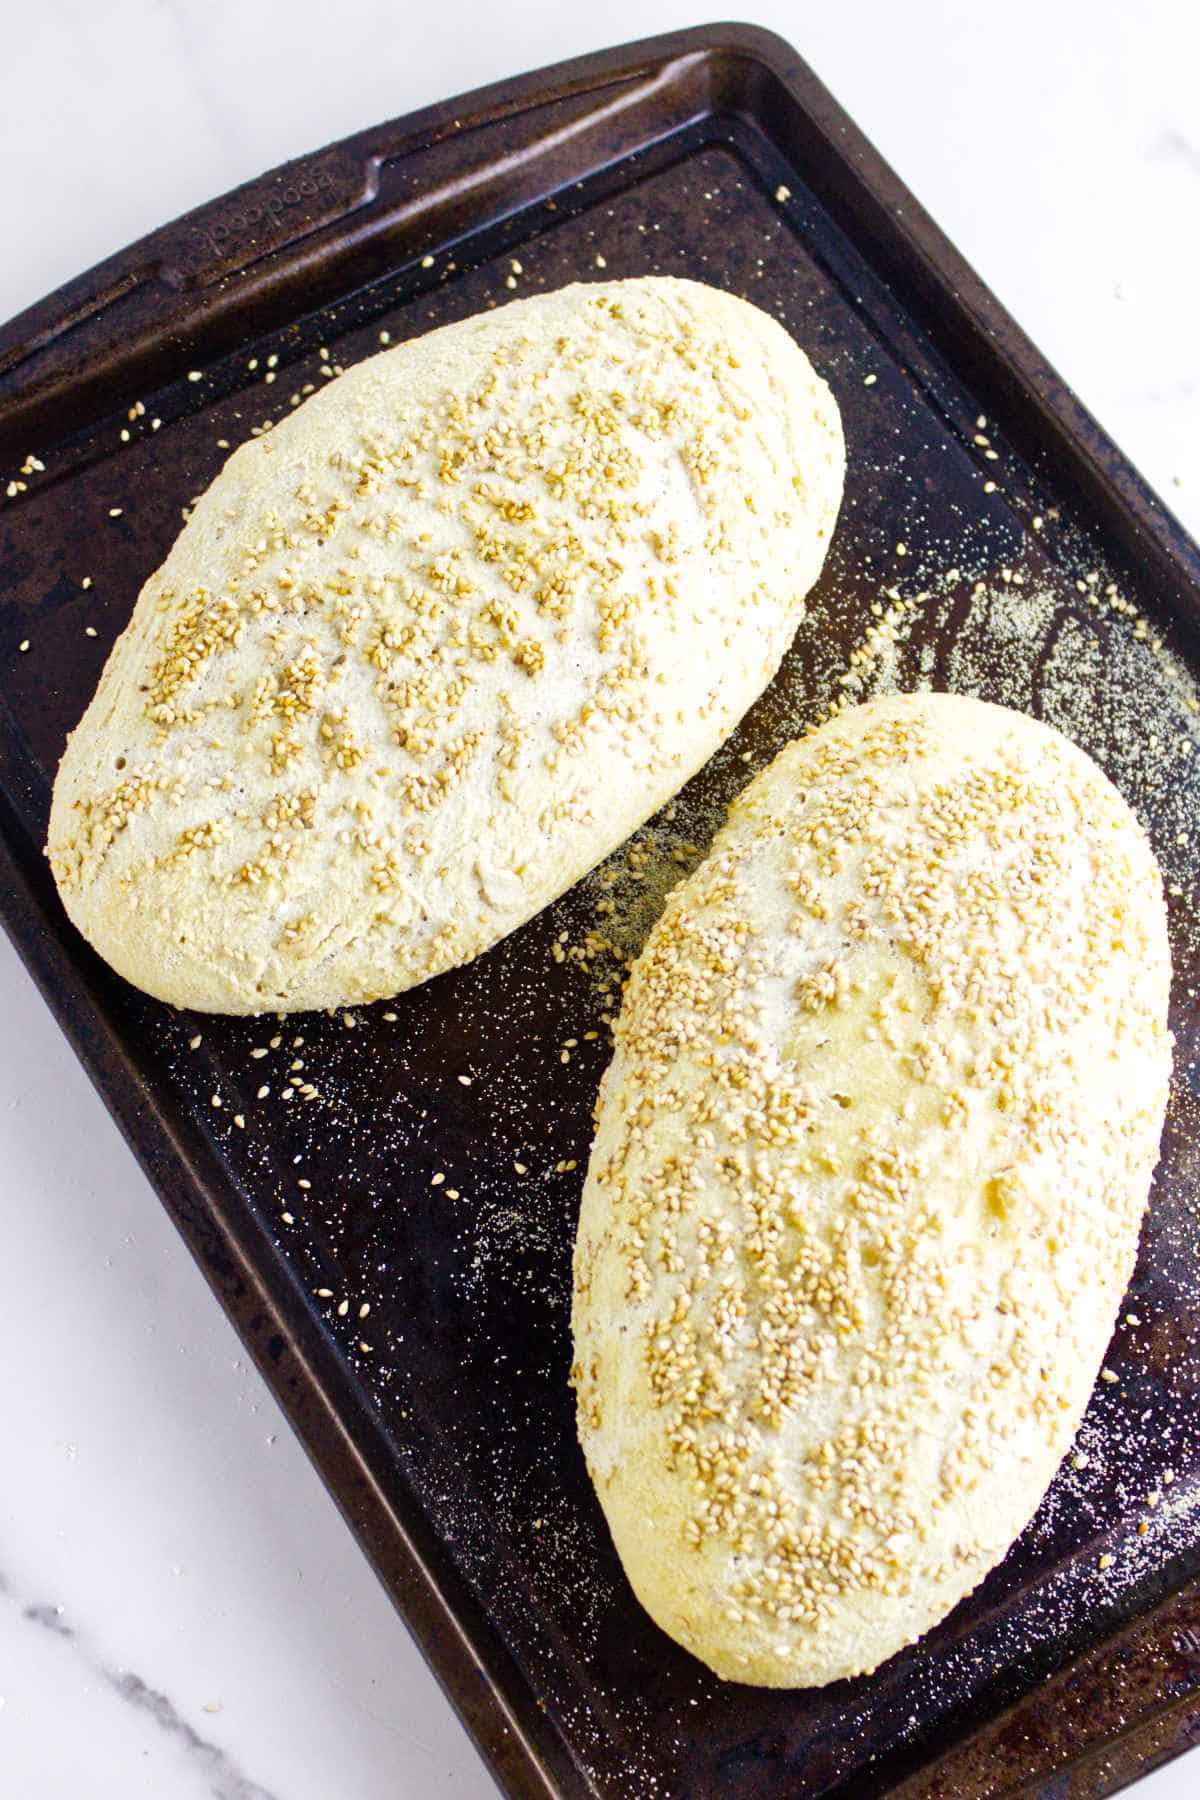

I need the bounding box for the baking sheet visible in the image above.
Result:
[2,25,1200,1798]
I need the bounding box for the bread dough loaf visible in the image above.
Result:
[572,693,1171,1687]
[47,278,843,1013]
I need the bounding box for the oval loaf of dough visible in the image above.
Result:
[572,693,1171,1688]
[47,277,843,1013]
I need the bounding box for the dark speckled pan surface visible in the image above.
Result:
[2,25,1200,1799]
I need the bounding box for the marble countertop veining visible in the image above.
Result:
[3,3,1199,1796]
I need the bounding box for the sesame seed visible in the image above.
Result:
[187,370,203,382]
[774,184,791,202]
[863,373,877,386]
[457,1074,472,1087]
[1098,1553,1114,1571]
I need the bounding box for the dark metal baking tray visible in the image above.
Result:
[3,23,1200,1798]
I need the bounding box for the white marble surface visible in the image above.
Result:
[3,2,1199,1795]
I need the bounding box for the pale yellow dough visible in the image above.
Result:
[572,693,1171,1688]
[47,277,843,1013]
